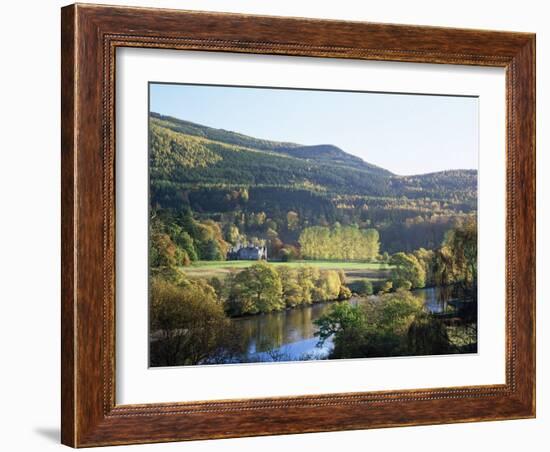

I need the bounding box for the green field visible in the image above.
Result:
[183,260,392,283]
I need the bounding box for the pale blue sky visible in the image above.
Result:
[150,83,478,176]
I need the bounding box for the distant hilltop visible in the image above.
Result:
[149,111,477,201]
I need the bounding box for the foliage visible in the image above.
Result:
[146,112,480,365]
[315,302,364,345]
[315,290,428,358]
[226,262,284,315]
[390,252,426,289]
[150,208,230,265]
[338,285,353,300]
[433,219,477,293]
[353,279,374,296]
[378,280,393,294]
[149,276,242,366]
[444,219,477,286]
[150,120,222,181]
[407,315,452,355]
[225,263,351,315]
[149,230,188,267]
[149,113,477,258]
[414,248,435,286]
[299,225,380,261]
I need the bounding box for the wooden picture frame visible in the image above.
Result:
[61,3,535,447]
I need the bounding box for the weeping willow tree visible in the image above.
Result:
[433,218,477,295]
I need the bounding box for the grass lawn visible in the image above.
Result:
[183,260,392,282]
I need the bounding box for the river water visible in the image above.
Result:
[228,286,456,363]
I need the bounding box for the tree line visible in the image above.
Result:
[388,219,477,293]
[315,290,457,359]
[314,219,478,360]
[223,262,352,316]
[299,225,380,261]
[150,208,230,267]
[149,262,352,366]
[149,220,477,366]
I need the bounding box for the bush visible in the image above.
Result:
[354,279,373,296]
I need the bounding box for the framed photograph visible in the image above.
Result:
[61,4,535,447]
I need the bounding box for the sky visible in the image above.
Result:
[149,83,478,176]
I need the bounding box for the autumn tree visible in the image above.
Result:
[299,225,380,261]
[149,277,239,366]
[226,262,284,315]
[390,252,426,289]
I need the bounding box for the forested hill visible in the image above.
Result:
[149,112,475,198]
[150,112,392,178]
[149,112,477,253]
[150,112,301,153]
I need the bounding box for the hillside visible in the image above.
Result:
[150,113,474,198]
[150,112,301,153]
[149,112,477,253]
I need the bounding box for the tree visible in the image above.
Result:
[378,280,393,294]
[196,220,230,260]
[296,267,315,305]
[443,219,477,287]
[286,211,300,231]
[267,236,284,259]
[433,246,455,286]
[299,225,380,261]
[227,262,284,315]
[280,244,300,261]
[149,277,239,366]
[312,270,342,302]
[414,248,435,286]
[355,279,374,295]
[338,285,352,300]
[433,219,478,293]
[315,302,364,346]
[315,290,425,359]
[407,315,451,355]
[150,232,186,267]
[277,267,304,307]
[390,252,426,289]
[200,239,223,261]
[224,224,240,245]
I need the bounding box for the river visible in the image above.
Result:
[227,286,456,363]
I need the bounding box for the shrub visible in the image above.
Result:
[354,279,373,296]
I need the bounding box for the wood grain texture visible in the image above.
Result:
[60,5,76,447]
[60,3,536,447]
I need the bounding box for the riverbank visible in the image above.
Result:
[218,286,473,364]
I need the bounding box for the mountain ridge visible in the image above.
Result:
[150,112,396,176]
[149,112,477,205]
[150,112,476,180]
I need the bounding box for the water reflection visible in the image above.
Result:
[414,286,455,314]
[232,302,336,361]
[227,286,456,363]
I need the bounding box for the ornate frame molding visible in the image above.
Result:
[62,4,535,447]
